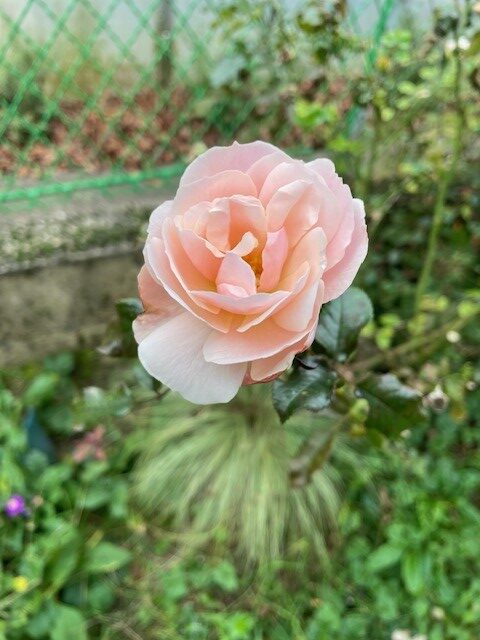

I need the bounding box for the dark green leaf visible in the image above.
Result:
[273,361,337,422]
[358,374,424,436]
[314,288,373,361]
[115,298,143,327]
[84,542,131,574]
[104,297,143,357]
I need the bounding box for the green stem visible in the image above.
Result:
[414,20,465,314]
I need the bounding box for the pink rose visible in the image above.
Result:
[134,141,368,404]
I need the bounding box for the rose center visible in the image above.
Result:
[244,249,263,282]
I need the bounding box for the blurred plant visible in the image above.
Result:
[103,267,478,567]
[134,386,359,565]
[204,0,356,144]
[0,359,137,639]
[3,494,27,518]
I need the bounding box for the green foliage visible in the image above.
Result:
[273,360,337,422]
[117,388,480,640]
[314,287,373,361]
[133,387,352,565]
[359,374,424,438]
[0,359,140,640]
[1,2,479,639]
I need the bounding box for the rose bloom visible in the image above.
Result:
[134,141,368,404]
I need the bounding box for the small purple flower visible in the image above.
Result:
[4,494,27,518]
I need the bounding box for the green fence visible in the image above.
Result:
[0,0,398,208]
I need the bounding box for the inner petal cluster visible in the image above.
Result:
[178,194,282,299]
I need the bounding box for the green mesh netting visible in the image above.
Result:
[0,0,397,206]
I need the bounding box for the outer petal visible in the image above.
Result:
[133,313,167,342]
[322,199,368,303]
[133,266,181,342]
[203,318,308,364]
[249,324,317,382]
[138,311,246,404]
[273,280,322,333]
[147,201,173,238]
[307,158,356,268]
[248,349,297,383]
[137,264,177,314]
[247,150,292,193]
[173,170,257,216]
[179,141,281,187]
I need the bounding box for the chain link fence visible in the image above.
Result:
[0,0,428,208]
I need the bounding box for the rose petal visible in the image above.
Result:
[273,280,322,332]
[231,231,258,256]
[216,252,256,297]
[259,228,289,291]
[266,180,326,250]
[249,325,316,381]
[239,262,310,332]
[179,140,280,187]
[145,239,232,332]
[132,314,163,342]
[193,289,289,315]
[322,199,368,302]
[138,311,247,404]
[205,202,230,251]
[203,318,310,364]
[308,158,356,268]
[259,160,319,205]
[174,171,257,217]
[178,229,222,281]
[227,195,267,248]
[162,220,217,312]
[183,200,217,237]
[147,201,173,238]
[247,150,291,192]
[281,227,327,282]
[137,265,176,314]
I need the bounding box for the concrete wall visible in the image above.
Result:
[0,251,142,366]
